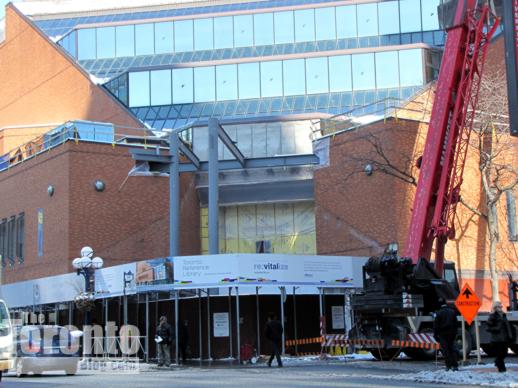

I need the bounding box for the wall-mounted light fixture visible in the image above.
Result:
[47,185,55,197]
[364,164,374,176]
[94,180,105,192]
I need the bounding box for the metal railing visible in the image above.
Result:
[86,335,146,360]
[0,120,164,173]
[310,88,434,139]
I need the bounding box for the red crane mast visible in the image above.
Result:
[404,0,499,275]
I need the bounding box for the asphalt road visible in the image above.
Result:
[0,357,490,388]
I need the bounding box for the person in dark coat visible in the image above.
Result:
[487,301,513,372]
[434,299,459,371]
[156,316,173,367]
[178,320,190,364]
[265,313,283,367]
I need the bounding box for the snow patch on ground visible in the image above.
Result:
[280,353,375,364]
[391,363,518,387]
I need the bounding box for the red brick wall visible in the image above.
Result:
[315,118,423,257]
[314,35,518,310]
[0,141,200,284]
[0,5,145,155]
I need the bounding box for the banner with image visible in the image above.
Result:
[174,254,366,288]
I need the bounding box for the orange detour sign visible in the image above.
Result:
[455,283,481,325]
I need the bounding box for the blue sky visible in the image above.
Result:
[1,1,22,19]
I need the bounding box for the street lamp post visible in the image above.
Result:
[123,270,134,327]
[72,246,103,328]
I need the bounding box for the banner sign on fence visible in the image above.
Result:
[174,254,366,288]
[331,306,345,330]
[213,313,229,337]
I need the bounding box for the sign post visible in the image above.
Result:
[455,283,482,362]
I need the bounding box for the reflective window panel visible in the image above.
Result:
[274,11,294,44]
[129,71,150,107]
[155,21,174,54]
[116,25,135,57]
[315,7,336,41]
[194,67,215,102]
[96,26,115,59]
[175,19,194,52]
[352,53,375,90]
[151,69,172,105]
[194,18,214,51]
[283,59,306,96]
[78,28,96,60]
[238,63,260,99]
[135,23,154,56]
[172,68,194,103]
[254,13,274,46]
[336,5,357,39]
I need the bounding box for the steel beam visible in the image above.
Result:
[178,139,200,169]
[208,118,219,255]
[179,154,319,172]
[169,131,180,257]
[217,123,245,167]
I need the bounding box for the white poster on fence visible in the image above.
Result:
[95,263,137,297]
[213,313,229,337]
[332,305,345,330]
[174,254,366,288]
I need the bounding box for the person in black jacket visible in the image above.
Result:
[434,299,459,371]
[178,320,190,364]
[265,313,283,367]
[487,301,513,372]
[156,316,173,367]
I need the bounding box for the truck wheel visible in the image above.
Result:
[370,348,401,361]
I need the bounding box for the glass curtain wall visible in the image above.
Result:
[127,48,424,107]
[72,0,441,60]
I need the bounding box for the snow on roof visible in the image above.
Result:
[15,0,252,17]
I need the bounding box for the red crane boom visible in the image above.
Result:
[404,0,499,275]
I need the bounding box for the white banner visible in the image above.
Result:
[95,263,137,297]
[174,254,366,288]
[213,313,229,337]
[332,305,345,330]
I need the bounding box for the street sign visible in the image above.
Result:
[455,283,481,325]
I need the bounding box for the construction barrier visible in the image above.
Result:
[285,337,322,347]
[392,333,439,350]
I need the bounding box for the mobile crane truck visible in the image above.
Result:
[349,0,518,360]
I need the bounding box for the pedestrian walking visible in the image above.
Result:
[156,316,173,367]
[265,312,283,367]
[178,320,190,364]
[434,299,459,371]
[487,301,513,372]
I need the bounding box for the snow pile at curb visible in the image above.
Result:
[392,363,518,387]
[281,353,375,364]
